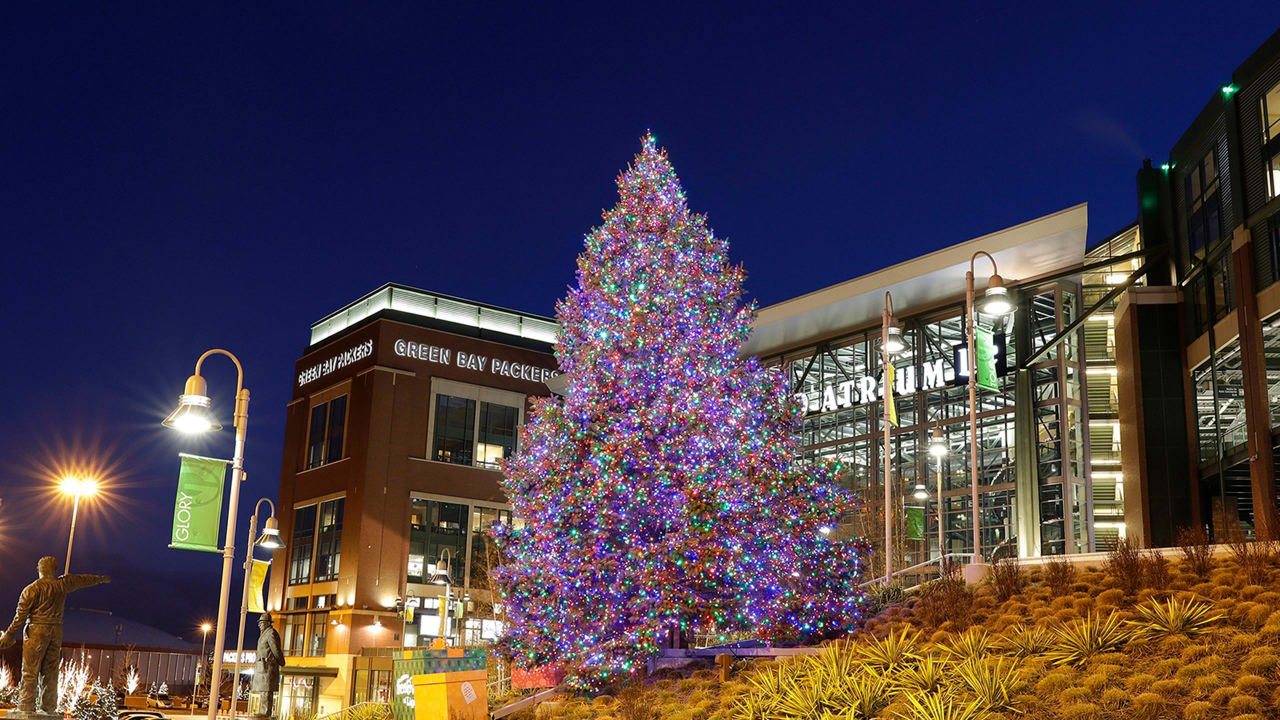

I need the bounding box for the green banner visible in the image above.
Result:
[974,326,999,392]
[905,506,925,541]
[169,454,228,553]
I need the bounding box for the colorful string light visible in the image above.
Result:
[494,134,868,688]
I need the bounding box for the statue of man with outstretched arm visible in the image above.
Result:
[0,556,109,718]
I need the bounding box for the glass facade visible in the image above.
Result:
[404,496,522,647]
[782,281,1088,570]
[1081,225,1143,549]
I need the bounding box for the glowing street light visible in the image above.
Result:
[431,549,455,645]
[194,622,212,715]
[60,476,99,574]
[965,251,1015,567]
[229,498,281,705]
[163,349,249,720]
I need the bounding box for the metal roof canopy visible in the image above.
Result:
[744,203,1089,357]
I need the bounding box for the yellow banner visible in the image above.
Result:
[886,362,898,427]
[248,559,270,614]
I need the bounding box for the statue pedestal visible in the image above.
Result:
[6,711,64,720]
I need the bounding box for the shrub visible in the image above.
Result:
[953,657,1024,713]
[1227,693,1263,714]
[1227,528,1273,586]
[1128,598,1221,640]
[1191,674,1221,696]
[1183,700,1213,720]
[914,564,975,630]
[891,693,986,720]
[865,583,909,616]
[891,655,951,695]
[1046,613,1132,666]
[1000,625,1051,657]
[1208,686,1236,706]
[1150,678,1185,695]
[855,627,922,671]
[1177,526,1214,579]
[1235,674,1267,695]
[1143,551,1171,591]
[1100,687,1126,708]
[1106,539,1146,595]
[1035,669,1074,697]
[1242,653,1279,676]
[1044,556,1075,596]
[939,628,994,661]
[1132,692,1164,717]
[841,675,894,720]
[1059,702,1101,720]
[1125,673,1157,692]
[990,556,1026,602]
[615,689,659,720]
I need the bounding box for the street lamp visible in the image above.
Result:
[194,622,212,715]
[881,291,901,585]
[230,498,281,710]
[430,549,454,645]
[163,349,250,720]
[928,424,948,563]
[59,476,99,573]
[965,252,1014,568]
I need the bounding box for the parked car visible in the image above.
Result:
[145,690,173,709]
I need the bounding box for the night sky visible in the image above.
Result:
[2,3,1276,641]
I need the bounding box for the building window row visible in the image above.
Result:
[1261,80,1280,200]
[280,594,335,657]
[289,497,345,586]
[428,381,524,470]
[1185,148,1223,259]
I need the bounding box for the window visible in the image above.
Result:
[469,507,513,592]
[477,403,519,468]
[1267,148,1280,201]
[1184,149,1222,258]
[288,506,317,585]
[429,382,525,469]
[307,611,328,656]
[407,498,467,585]
[306,395,347,469]
[282,597,309,656]
[432,395,475,465]
[1263,81,1280,144]
[313,498,344,583]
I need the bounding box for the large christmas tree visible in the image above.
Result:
[495,134,867,687]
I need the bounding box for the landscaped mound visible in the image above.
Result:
[525,538,1280,720]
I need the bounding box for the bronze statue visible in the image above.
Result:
[0,556,109,718]
[250,612,284,717]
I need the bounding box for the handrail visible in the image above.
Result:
[491,686,564,719]
[859,553,976,588]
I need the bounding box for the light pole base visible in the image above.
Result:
[962,562,991,585]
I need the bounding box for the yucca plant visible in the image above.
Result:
[939,628,996,661]
[842,674,894,720]
[954,657,1025,713]
[773,675,829,719]
[891,692,987,720]
[1001,625,1051,657]
[891,655,953,695]
[856,627,923,671]
[1128,598,1222,640]
[1046,612,1132,666]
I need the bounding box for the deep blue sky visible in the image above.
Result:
[1,3,1276,639]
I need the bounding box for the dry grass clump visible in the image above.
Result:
[990,556,1026,602]
[1044,556,1074,596]
[1106,538,1146,595]
[1183,699,1213,720]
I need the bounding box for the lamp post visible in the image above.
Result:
[430,549,454,645]
[59,476,99,574]
[195,622,212,715]
[928,424,948,563]
[965,252,1013,567]
[881,292,905,584]
[230,498,282,711]
[163,349,250,720]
